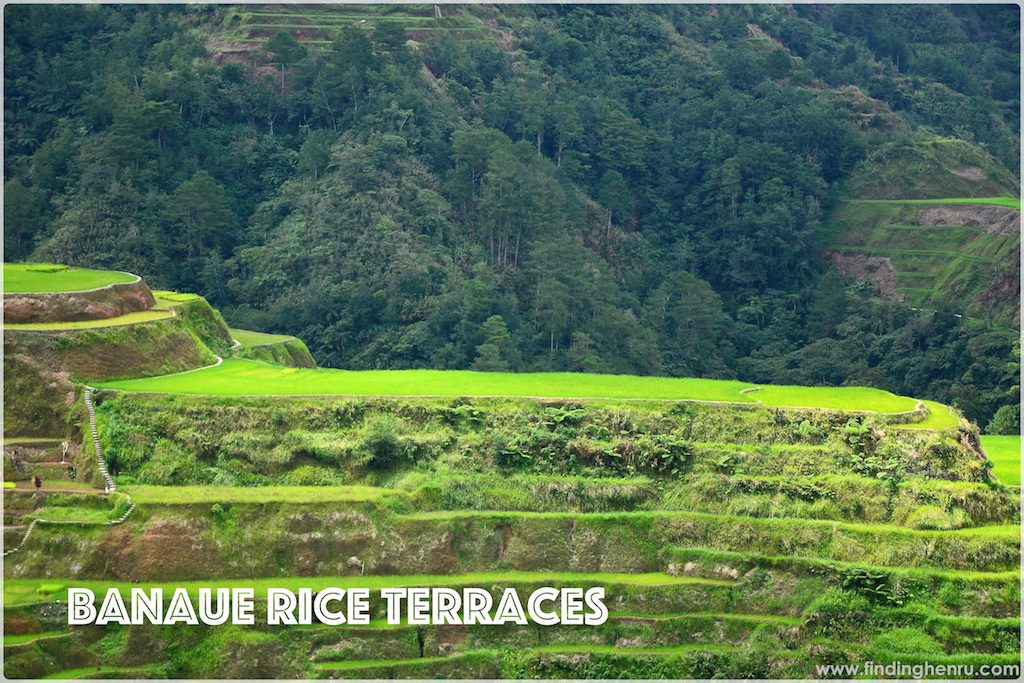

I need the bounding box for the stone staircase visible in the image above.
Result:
[83,388,115,492]
[3,388,134,557]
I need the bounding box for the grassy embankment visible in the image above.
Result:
[228,327,317,367]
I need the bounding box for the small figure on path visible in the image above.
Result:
[33,475,42,490]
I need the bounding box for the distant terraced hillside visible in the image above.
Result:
[825,139,1020,327]
[204,3,501,62]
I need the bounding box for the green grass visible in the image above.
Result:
[826,197,1019,326]
[610,611,802,625]
[9,480,100,492]
[3,573,726,607]
[896,400,961,431]
[3,263,137,293]
[123,484,401,504]
[151,290,200,308]
[5,309,174,330]
[534,643,741,655]
[315,644,743,672]
[847,197,1021,209]
[41,665,162,680]
[315,652,486,671]
[3,630,69,646]
[829,245,997,263]
[95,359,923,413]
[229,327,296,348]
[981,435,1021,486]
[26,507,116,524]
[667,546,1019,583]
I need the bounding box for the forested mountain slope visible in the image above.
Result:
[4,3,1019,428]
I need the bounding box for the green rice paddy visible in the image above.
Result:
[96,359,922,413]
[151,290,201,307]
[3,263,137,293]
[123,484,402,504]
[229,327,296,348]
[846,197,1021,209]
[5,309,174,331]
[896,399,960,430]
[981,434,1021,486]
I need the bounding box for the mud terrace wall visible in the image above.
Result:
[3,277,155,324]
[4,318,217,385]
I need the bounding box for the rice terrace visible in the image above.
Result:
[3,2,1022,680]
[3,259,1019,678]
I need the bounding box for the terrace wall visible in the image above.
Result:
[3,277,156,324]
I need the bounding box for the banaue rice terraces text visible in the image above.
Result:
[68,586,608,626]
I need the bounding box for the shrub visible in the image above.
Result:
[871,627,944,655]
[805,588,870,635]
[904,504,967,530]
[841,567,905,606]
[361,414,406,469]
[283,465,343,486]
[986,405,1020,435]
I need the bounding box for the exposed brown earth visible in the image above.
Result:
[5,318,215,383]
[827,252,902,301]
[917,205,1020,235]
[3,278,156,324]
[949,166,986,181]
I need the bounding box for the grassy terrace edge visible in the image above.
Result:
[95,359,929,414]
[843,196,1021,209]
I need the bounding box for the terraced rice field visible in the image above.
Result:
[3,263,137,293]
[216,4,491,48]
[826,197,1020,320]
[96,359,923,412]
[848,197,1022,209]
[981,434,1021,486]
[4,309,174,330]
[122,484,401,504]
[4,267,1018,678]
[230,327,297,348]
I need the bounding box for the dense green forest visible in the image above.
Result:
[3,4,1019,428]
